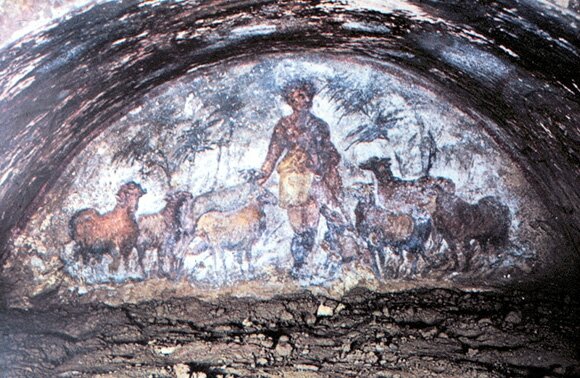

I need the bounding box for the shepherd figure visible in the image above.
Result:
[258,81,346,275]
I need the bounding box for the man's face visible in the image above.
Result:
[289,89,312,110]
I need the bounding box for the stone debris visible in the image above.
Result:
[504,310,522,324]
[316,303,334,317]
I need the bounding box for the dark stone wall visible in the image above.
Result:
[1,287,579,376]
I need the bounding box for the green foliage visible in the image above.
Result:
[112,125,175,185]
[344,108,406,150]
[323,72,441,176]
[173,119,217,164]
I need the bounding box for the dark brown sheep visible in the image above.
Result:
[433,188,511,270]
[70,181,146,272]
[359,156,455,215]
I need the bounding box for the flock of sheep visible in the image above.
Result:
[356,157,511,278]
[69,174,278,279]
[68,157,511,281]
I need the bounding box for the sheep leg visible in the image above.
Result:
[245,249,254,275]
[167,253,177,279]
[237,246,253,277]
[108,249,122,273]
[212,245,220,283]
[370,246,384,280]
[171,236,189,278]
[158,248,173,279]
[157,249,167,278]
[462,241,475,272]
[235,250,244,276]
[116,242,134,274]
[409,249,426,277]
[419,248,431,274]
[444,245,459,272]
[160,236,178,279]
[136,246,147,277]
[405,250,416,277]
[74,246,90,266]
[212,245,228,284]
[382,244,400,279]
[220,247,229,284]
[172,237,190,280]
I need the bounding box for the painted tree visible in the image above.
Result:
[323,72,440,176]
[112,96,218,187]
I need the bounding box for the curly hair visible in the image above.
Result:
[282,80,317,103]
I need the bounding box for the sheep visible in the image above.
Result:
[194,184,277,281]
[359,156,455,216]
[319,205,362,264]
[69,181,146,272]
[179,171,266,236]
[353,183,416,278]
[397,215,433,276]
[432,188,511,271]
[137,190,193,277]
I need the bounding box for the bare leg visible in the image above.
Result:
[287,197,319,276]
[322,169,344,208]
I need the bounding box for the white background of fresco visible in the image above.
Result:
[10,55,547,294]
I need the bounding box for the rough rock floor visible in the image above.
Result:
[1,287,578,377]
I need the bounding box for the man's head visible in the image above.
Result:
[283,81,316,111]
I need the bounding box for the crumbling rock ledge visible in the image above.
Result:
[1,287,578,377]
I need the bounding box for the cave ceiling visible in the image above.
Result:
[0,0,578,308]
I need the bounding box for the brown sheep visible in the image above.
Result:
[137,190,194,277]
[433,188,511,271]
[359,156,455,215]
[194,185,277,281]
[354,183,417,278]
[70,181,146,272]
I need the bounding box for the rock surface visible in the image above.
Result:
[1,288,578,377]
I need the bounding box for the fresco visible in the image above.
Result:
[6,56,551,302]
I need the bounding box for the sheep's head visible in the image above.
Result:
[359,156,392,172]
[116,181,146,209]
[165,190,193,204]
[170,191,195,233]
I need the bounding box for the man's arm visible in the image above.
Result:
[258,122,286,185]
[312,117,340,173]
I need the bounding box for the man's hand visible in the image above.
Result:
[257,171,268,186]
